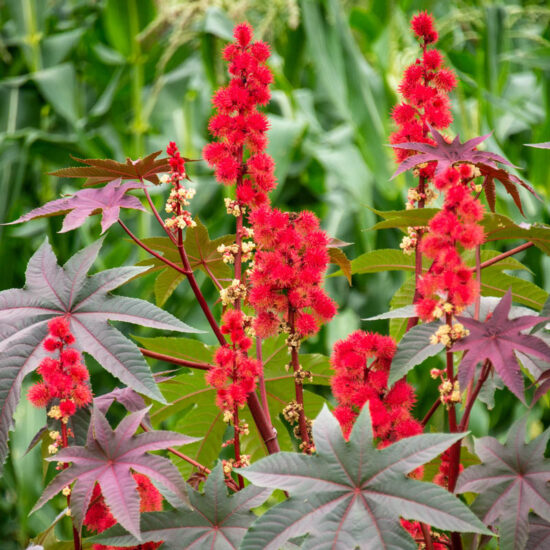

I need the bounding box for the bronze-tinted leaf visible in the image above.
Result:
[49,151,172,185]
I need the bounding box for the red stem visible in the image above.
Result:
[458,361,491,432]
[478,241,533,270]
[139,347,212,370]
[142,185,178,246]
[118,219,190,276]
[288,308,311,449]
[256,336,273,426]
[420,522,435,550]
[421,397,441,427]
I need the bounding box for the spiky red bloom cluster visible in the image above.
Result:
[330,330,422,443]
[27,317,92,417]
[248,206,337,338]
[203,22,275,207]
[85,473,163,550]
[411,11,438,44]
[206,310,261,412]
[416,165,484,320]
[390,12,456,183]
[167,141,186,177]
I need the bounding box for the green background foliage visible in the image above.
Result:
[1,0,549,546]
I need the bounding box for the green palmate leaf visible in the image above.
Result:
[482,212,550,256]
[366,208,550,256]
[456,418,550,550]
[452,290,550,403]
[330,249,425,278]
[135,218,234,306]
[0,238,199,472]
[368,208,438,232]
[49,151,171,186]
[138,335,332,473]
[388,322,444,386]
[389,277,416,341]
[90,463,271,550]
[480,268,548,310]
[31,407,197,539]
[238,406,490,550]
[332,245,529,280]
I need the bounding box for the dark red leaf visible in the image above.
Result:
[456,419,550,550]
[30,407,198,539]
[452,289,550,403]
[391,126,514,178]
[49,151,171,185]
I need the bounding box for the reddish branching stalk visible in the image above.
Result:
[288,308,311,450]
[138,347,212,370]
[478,241,534,270]
[201,23,280,467]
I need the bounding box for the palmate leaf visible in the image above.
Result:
[451,289,550,403]
[391,127,539,214]
[4,178,146,234]
[135,218,234,306]
[238,406,490,550]
[49,151,171,186]
[31,407,198,540]
[138,335,333,473]
[0,238,199,472]
[391,126,513,178]
[480,165,540,216]
[527,515,550,549]
[90,463,271,550]
[456,418,550,550]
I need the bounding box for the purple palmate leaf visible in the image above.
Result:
[456,418,550,550]
[0,238,199,473]
[31,407,198,539]
[4,178,146,234]
[91,462,271,550]
[391,125,514,178]
[236,405,490,550]
[452,289,550,403]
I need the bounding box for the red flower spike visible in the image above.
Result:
[27,316,92,418]
[330,330,420,446]
[249,206,336,339]
[203,22,276,208]
[411,11,438,44]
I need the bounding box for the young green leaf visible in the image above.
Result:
[456,418,550,550]
[4,178,146,234]
[451,289,550,403]
[136,218,234,306]
[0,238,199,472]
[90,463,271,550]
[31,407,198,539]
[238,405,490,550]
